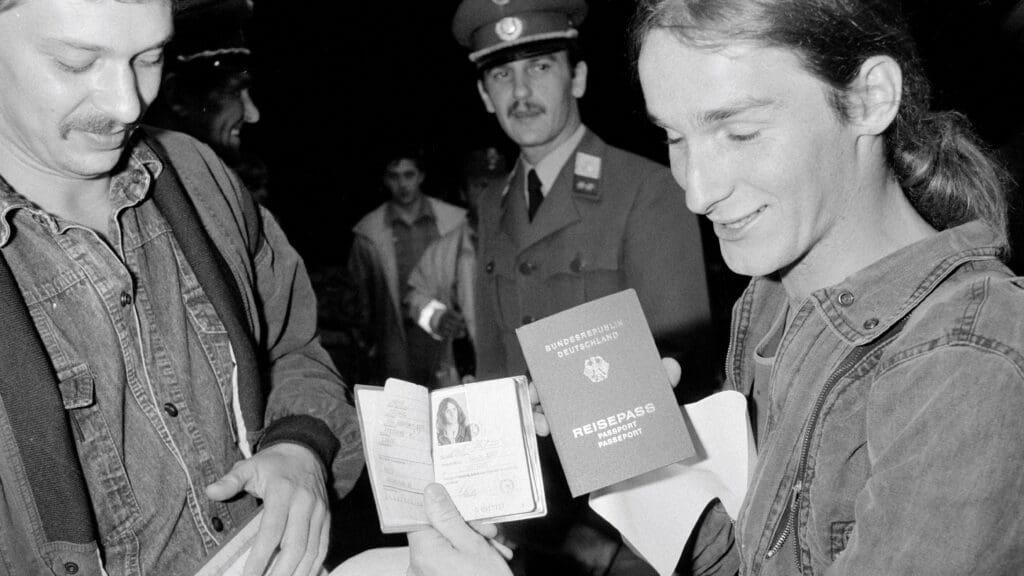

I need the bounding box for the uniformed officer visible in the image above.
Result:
[452,0,714,573]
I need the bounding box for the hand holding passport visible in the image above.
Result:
[353,289,696,534]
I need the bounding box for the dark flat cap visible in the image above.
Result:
[170,0,252,72]
[452,0,588,68]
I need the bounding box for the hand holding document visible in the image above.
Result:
[589,390,756,576]
[354,377,546,533]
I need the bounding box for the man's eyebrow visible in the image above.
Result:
[698,97,778,127]
[646,96,777,131]
[40,36,171,54]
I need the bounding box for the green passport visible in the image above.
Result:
[516,289,696,497]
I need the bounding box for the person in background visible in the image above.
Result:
[406,146,510,388]
[450,0,714,572]
[145,0,269,204]
[409,0,1024,574]
[348,147,466,386]
[0,0,362,574]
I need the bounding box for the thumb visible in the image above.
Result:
[662,357,682,389]
[205,463,252,501]
[423,483,484,551]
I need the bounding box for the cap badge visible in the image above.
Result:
[496,16,523,42]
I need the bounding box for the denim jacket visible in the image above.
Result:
[0,129,363,576]
[690,221,1024,575]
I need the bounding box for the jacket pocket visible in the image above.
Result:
[830,520,855,560]
[57,365,95,410]
[56,365,100,446]
[538,245,623,312]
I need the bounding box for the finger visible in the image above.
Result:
[662,357,682,389]
[407,527,451,575]
[292,499,328,576]
[205,462,252,502]
[314,511,330,575]
[488,538,514,561]
[528,381,540,407]
[244,498,288,576]
[467,520,498,539]
[423,483,486,552]
[532,408,550,437]
[266,495,315,576]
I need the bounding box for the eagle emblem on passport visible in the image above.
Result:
[496,17,523,41]
[583,356,610,383]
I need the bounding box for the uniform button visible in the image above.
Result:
[63,562,79,575]
[519,261,534,275]
[119,291,133,307]
[837,291,855,306]
[163,403,179,417]
[211,516,224,532]
[521,315,534,325]
[863,318,879,330]
[570,256,584,273]
[485,261,495,274]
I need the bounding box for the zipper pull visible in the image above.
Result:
[765,482,802,559]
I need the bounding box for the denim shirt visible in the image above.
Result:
[697,221,1024,575]
[0,148,257,575]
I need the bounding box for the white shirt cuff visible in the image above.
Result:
[418,300,448,340]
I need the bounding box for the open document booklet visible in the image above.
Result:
[354,376,546,533]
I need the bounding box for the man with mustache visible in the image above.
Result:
[451,0,712,573]
[0,0,361,575]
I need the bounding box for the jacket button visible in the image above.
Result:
[521,315,534,325]
[518,261,534,275]
[837,291,855,306]
[863,318,879,330]
[570,256,584,273]
[485,261,495,274]
[64,562,79,575]
[163,403,179,417]
[119,291,133,307]
[211,516,224,532]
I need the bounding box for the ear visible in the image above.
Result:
[477,80,497,114]
[847,55,902,136]
[571,60,588,99]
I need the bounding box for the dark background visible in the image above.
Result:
[245,0,1024,269]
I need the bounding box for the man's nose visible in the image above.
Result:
[512,69,531,101]
[673,146,731,215]
[93,64,143,126]
[240,88,260,124]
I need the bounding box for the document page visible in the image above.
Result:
[589,391,755,576]
[430,378,538,521]
[371,379,433,527]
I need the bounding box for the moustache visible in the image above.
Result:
[507,101,545,118]
[59,117,137,140]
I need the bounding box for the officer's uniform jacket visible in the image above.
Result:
[474,128,711,378]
